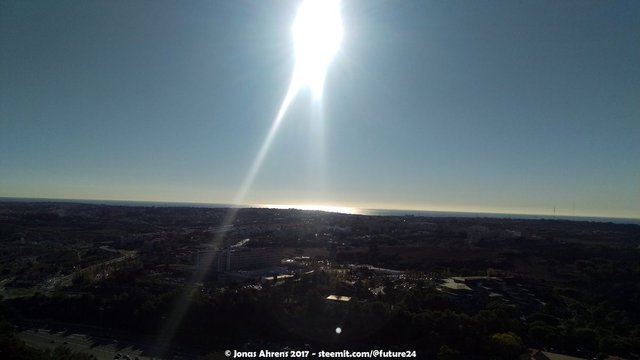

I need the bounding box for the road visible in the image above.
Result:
[0,248,138,299]
[42,249,138,290]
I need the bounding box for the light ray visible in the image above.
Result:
[154,1,343,355]
[154,75,300,360]
[233,81,299,205]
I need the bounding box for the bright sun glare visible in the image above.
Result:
[155,2,345,353]
[291,0,343,98]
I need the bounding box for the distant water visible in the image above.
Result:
[357,208,640,225]
[1,197,639,225]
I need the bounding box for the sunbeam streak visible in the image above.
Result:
[154,1,343,355]
[233,82,299,205]
[154,74,301,360]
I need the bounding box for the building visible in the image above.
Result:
[326,295,352,303]
[528,349,585,360]
[216,247,282,272]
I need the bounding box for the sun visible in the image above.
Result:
[291,0,343,98]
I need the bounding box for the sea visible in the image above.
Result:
[1,197,639,225]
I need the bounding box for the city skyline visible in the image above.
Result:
[1,0,639,219]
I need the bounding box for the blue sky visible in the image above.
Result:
[1,0,639,218]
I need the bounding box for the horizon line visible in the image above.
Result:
[1,196,638,223]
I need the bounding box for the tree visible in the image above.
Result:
[490,332,523,360]
[437,345,460,360]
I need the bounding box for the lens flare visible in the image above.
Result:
[154,1,343,355]
[233,0,343,205]
[235,0,343,203]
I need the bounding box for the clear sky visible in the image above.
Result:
[1,0,639,218]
